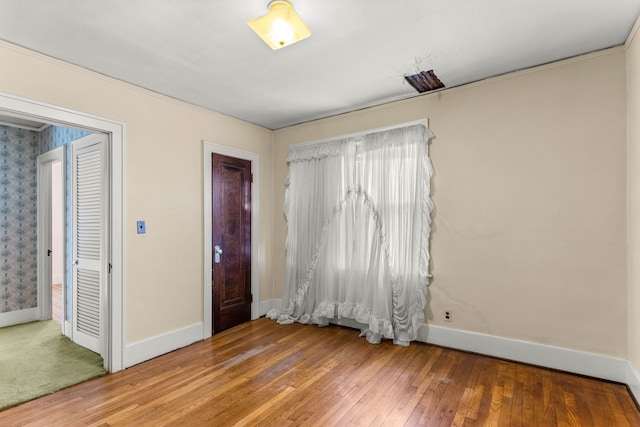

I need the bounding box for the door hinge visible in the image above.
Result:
[250,294,253,303]
[108,263,112,274]
[250,173,254,183]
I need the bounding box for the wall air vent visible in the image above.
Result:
[404,69,445,93]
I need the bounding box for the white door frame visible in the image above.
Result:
[0,91,125,373]
[37,146,65,335]
[202,141,259,339]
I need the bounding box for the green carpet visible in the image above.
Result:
[0,320,106,410]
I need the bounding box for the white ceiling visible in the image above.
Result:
[0,0,638,130]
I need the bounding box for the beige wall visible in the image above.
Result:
[0,41,274,343]
[0,36,631,360]
[274,48,628,357]
[628,21,640,371]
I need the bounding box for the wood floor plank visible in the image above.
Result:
[463,357,499,426]
[517,364,535,425]
[1,318,639,426]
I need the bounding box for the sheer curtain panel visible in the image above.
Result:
[268,122,434,346]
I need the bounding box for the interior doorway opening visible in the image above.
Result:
[0,91,125,372]
[50,159,63,324]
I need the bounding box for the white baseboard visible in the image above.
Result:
[125,299,282,369]
[260,299,282,317]
[627,361,640,404]
[64,320,72,338]
[125,322,203,368]
[331,318,631,389]
[0,308,39,327]
[417,324,630,384]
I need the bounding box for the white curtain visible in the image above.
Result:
[268,123,434,346]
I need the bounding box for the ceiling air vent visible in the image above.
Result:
[404,70,445,93]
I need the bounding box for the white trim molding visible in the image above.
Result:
[417,324,630,384]
[64,320,73,339]
[627,362,640,404]
[125,323,203,368]
[0,308,39,328]
[329,318,634,394]
[202,141,260,340]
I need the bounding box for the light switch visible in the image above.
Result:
[137,220,146,234]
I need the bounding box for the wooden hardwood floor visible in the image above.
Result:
[1,318,639,426]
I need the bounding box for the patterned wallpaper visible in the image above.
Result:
[0,124,89,315]
[40,125,90,154]
[0,126,39,313]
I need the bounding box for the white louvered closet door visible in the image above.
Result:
[72,134,109,355]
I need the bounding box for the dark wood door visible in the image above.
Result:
[212,153,252,333]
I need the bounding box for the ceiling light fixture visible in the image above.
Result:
[248,0,311,50]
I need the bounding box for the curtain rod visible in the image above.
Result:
[291,118,429,148]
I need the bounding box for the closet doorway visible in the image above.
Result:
[0,92,125,373]
[37,146,65,332]
[50,160,63,324]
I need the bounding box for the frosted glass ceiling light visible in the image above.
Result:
[248,0,311,50]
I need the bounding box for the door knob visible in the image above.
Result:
[214,245,223,263]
